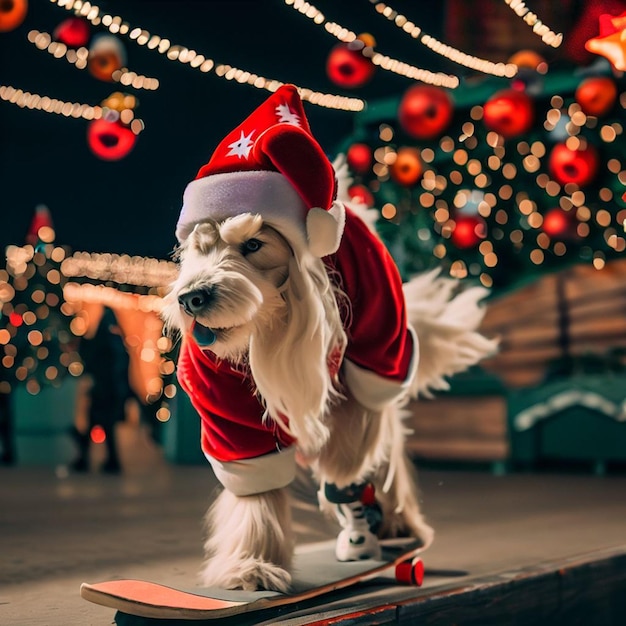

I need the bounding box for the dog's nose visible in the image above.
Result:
[178,288,213,316]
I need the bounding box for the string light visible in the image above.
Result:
[366,1,518,79]
[502,0,563,47]
[63,283,166,313]
[27,29,160,91]
[0,83,102,121]
[48,0,365,112]
[61,251,177,288]
[284,0,460,88]
[0,83,146,134]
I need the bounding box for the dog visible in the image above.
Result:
[161,85,496,592]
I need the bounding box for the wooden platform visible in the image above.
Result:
[110,546,626,625]
[1,430,625,626]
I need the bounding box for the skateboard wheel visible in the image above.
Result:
[360,483,376,506]
[411,557,425,586]
[395,558,424,586]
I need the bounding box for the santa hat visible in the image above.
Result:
[175,84,345,258]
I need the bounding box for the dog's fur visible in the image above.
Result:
[162,188,496,592]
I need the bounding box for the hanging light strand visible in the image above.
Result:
[502,0,563,47]
[63,283,166,313]
[27,29,160,91]
[48,0,365,112]
[0,83,146,133]
[61,251,177,287]
[367,1,518,78]
[284,0,460,88]
[0,83,103,121]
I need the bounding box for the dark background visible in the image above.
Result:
[0,0,449,259]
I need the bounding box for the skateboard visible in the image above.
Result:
[80,538,425,621]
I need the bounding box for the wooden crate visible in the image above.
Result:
[407,395,508,469]
[479,260,626,389]
[405,370,509,470]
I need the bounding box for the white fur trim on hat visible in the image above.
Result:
[176,170,345,257]
[205,446,296,496]
[177,171,305,241]
[307,201,346,258]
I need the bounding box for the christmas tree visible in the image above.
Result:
[0,205,82,396]
[338,60,626,295]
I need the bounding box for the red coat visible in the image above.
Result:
[177,208,414,463]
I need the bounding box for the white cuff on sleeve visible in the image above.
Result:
[206,446,297,496]
[342,325,418,411]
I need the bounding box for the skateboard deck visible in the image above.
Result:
[80,538,425,621]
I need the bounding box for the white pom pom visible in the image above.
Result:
[306,201,346,257]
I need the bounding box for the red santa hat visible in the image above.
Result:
[175,84,345,257]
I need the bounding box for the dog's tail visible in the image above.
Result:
[404,269,499,399]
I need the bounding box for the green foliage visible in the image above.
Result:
[337,65,626,295]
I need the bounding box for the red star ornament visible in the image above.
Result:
[585,11,626,70]
[599,11,626,36]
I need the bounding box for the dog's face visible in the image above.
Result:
[163,213,292,360]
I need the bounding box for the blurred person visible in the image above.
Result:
[70,307,132,474]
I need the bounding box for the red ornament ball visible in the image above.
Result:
[390,147,424,187]
[398,85,454,140]
[326,42,375,89]
[451,215,486,249]
[346,143,373,175]
[87,118,136,161]
[347,184,375,207]
[482,89,534,139]
[53,17,90,48]
[0,0,27,32]
[575,76,618,117]
[9,312,23,327]
[548,142,599,187]
[542,208,576,238]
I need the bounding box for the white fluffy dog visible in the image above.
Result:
[161,85,496,593]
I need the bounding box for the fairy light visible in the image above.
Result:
[61,252,177,288]
[284,0,459,88]
[27,29,160,90]
[63,283,166,313]
[0,84,146,134]
[48,0,365,112]
[367,0,518,78]
[502,0,563,47]
[7,246,176,295]
[0,83,102,121]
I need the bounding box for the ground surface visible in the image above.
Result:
[2,422,626,625]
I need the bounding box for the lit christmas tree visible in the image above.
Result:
[0,205,82,395]
[337,61,626,294]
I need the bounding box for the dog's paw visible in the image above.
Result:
[200,557,292,593]
[239,559,292,592]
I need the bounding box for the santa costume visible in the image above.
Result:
[174,84,416,498]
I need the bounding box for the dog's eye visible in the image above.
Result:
[242,238,263,254]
